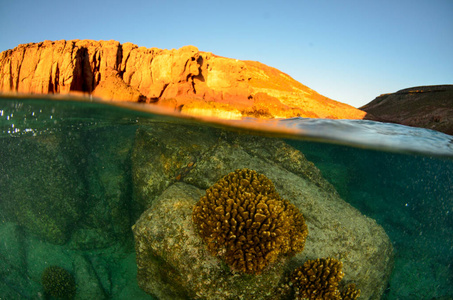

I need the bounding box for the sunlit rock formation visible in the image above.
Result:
[0,40,366,120]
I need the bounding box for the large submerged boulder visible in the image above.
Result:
[0,134,84,244]
[0,125,135,247]
[131,124,394,299]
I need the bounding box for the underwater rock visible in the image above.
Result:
[131,125,394,299]
[41,266,76,299]
[0,222,40,299]
[134,182,289,300]
[0,134,84,244]
[73,255,108,299]
[0,125,134,249]
[0,222,26,275]
[111,252,152,299]
[22,231,148,299]
[73,126,136,248]
[25,234,75,288]
[131,124,218,211]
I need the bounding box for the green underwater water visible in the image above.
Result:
[0,97,452,299]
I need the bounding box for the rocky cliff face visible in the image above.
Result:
[361,85,453,135]
[0,40,366,120]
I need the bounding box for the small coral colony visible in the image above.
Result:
[193,169,360,299]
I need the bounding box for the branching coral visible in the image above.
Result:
[290,258,360,300]
[41,266,76,299]
[291,258,344,299]
[193,168,308,274]
[341,283,361,300]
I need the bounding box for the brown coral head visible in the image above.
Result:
[192,168,308,274]
[341,283,361,300]
[291,258,345,300]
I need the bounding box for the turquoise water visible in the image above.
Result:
[0,96,452,299]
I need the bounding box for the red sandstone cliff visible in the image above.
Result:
[0,40,366,119]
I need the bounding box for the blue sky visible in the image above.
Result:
[1,0,452,108]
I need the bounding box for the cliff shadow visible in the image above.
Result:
[70,47,95,93]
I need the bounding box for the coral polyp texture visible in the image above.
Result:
[290,258,360,300]
[341,283,361,300]
[192,168,308,274]
[41,266,76,299]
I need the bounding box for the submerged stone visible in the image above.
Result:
[132,125,394,299]
[0,134,84,244]
[0,126,135,247]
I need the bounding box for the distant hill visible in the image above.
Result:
[361,85,453,135]
[0,40,366,120]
